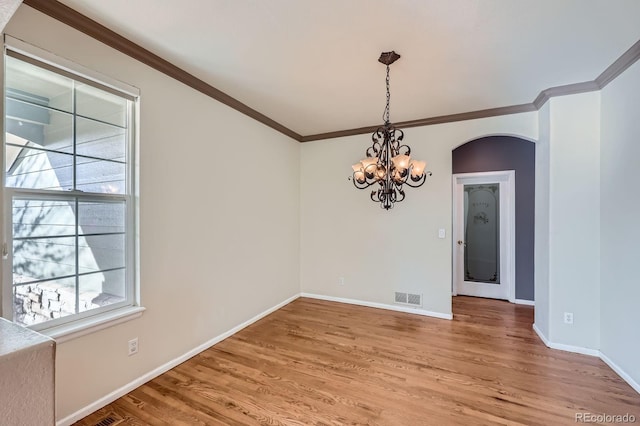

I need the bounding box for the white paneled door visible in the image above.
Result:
[453,171,515,301]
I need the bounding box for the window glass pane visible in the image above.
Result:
[5,99,75,190]
[14,235,76,283]
[76,117,126,161]
[78,234,125,273]
[78,200,126,302]
[13,199,76,239]
[464,184,500,283]
[78,201,125,234]
[76,83,127,127]
[13,198,76,287]
[5,56,73,113]
[75,116,127,194]
[6,101,74,151]
[14,277,76,326]
[6,145,74,191]
[79,269,125,313]
[76,158,126,194]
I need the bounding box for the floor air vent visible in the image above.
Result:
[95,414,123,426]
[394,292,422,307]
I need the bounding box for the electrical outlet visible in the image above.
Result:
[563,312,574,325]
[338,277,345,286]
[128,337,138,356]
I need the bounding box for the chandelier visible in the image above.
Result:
[351,51,431,210]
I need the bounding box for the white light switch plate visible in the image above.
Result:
[438,229,446,239]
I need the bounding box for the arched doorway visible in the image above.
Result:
[452,135,535,304]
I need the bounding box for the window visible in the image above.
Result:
[2,40,139,333]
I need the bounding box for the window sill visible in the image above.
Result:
[40,306,146,343]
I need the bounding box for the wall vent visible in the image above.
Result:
[394,292,422,307]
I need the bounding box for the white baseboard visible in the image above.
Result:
[56,293,301,426]
[532,323,551,346]
[515,299,535,306]
[300,293,453,320]
[599,351,640,395]
[532,323,599,356]
[533,324,639,395]
[552,342,600,357]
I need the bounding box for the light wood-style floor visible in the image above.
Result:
[77,297,640,425]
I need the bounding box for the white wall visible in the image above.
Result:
[300,113,538,316]
[3,5,300,420]
[546,92,601,349]
[534,102,551,338]
[600,59,640,385]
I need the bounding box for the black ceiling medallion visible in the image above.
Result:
[351,51,431,210]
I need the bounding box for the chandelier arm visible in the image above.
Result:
[366,144,381,158]
[381,187,395,210]
[403,171,432,188]
[352,176,379,190]
[373,126,386,139]
[397,144,411,156]
[391,137,403,156]
[403,179,425,188]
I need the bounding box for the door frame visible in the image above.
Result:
[452,170,516,302]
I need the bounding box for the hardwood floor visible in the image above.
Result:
[76,297,640,425]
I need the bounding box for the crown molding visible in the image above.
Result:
[532,81,601,110]
[596,38,640,88]
[21,0,303,141]
[300,104,536,142]
[20,0,640,143]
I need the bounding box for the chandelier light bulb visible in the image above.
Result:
[391,154,411,171]
[410,160,427,179]
[360,157,378,169]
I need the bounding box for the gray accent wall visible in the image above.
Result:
[452,136,535,301]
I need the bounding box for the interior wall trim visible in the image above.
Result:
[532,81,601,110]
[600,351,640,395]
[596,38,640,88]
[533,324,640,395]
[22,0,640,143]
[300,292,453,320]
[300,104,537,142]
[532,323,599,356]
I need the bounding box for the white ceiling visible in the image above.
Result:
[56,0,640,136]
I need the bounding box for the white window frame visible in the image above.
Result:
[1,36,143,342]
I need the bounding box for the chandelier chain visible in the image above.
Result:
[383,64,391,124]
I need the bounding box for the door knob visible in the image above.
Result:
[457,240,466,246]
